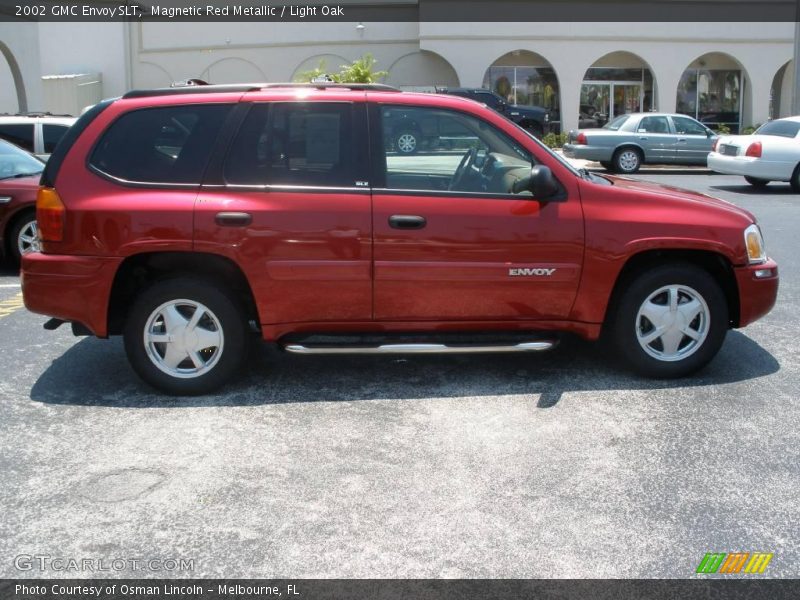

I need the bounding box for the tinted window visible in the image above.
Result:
[225,103,354,187]
[381,105,534,195]
[638,116,671,134]
[755,120,800,138]
[672,116,707,136]
[0,123,35,152]
[43,124,70,153]
[475,92,501,109]
[90,104,232,184]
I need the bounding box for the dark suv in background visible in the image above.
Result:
[436,87,553,138]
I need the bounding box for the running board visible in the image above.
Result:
[283,341,556,355]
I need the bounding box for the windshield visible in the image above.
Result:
[755,120,800,138]
[603,115,630,131]
[0,139,44,180]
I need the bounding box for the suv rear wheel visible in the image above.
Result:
[610,264,728,378]
[123,278,249,395]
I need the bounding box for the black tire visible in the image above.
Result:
[790,164,800,193]
[609,263,728,378]
[744,176,769,188]
[394,129,420,154]
[7,211,37,266]
[612,147,643,174]
[124,278,249,395]
[600,161,614,171]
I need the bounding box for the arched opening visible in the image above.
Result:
[770,61,791,120]
[200,57,266,84]
[385,51,459,91]
[676,53,750,133]
[580,51,656,128]
[291,54,350,82]
[0,41,27,113]
[482,50,560,120]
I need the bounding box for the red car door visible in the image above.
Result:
[370,100,584,322]
[194,97,373,327]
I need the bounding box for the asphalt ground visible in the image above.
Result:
[0,172,797,579]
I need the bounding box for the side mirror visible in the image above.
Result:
[512,165,560,199]
[706,129,716,138]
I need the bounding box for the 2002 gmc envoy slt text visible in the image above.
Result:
[21,82,779,394]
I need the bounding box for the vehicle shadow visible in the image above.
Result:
[29,331,779,409]
[711,184,797,195]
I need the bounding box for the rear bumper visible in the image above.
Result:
[707,153,793,181]
[734,259,779,327]
[21,252,121,337]
[562,144,614,162]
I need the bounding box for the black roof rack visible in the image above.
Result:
[261,82,401,92]
[122,81,402,99]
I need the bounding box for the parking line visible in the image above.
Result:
[0,293,25,319]
[0,283,21,288]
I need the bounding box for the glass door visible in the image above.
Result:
[580,83,611,126]
[613,83,642,117]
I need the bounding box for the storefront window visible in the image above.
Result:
[482,66,559,112]
[676,69,741,133]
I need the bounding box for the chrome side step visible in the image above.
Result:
[283,341,556,355]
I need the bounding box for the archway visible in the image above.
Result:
[676,53,751,133]
[0,41,27,113]
[482,50,560,122]
[770,60,791,120]
[385,51,459,90]
[200,57,266,84]
[580,51,657,127]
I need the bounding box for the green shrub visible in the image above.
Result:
[541,132,568,149]
[741,123,761,135]
[714,123,731,135]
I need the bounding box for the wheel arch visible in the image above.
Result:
[107,251,260,336]
[614,143,646,161]
[603,249,740,332]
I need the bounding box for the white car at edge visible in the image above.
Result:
[707,116,800,190]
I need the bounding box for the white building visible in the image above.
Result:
[0,21,796,133]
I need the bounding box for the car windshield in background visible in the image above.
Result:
[603,115,629,130]
[755,120,800,138]
[0,139,44,180]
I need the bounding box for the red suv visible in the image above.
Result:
[22,83,779,395]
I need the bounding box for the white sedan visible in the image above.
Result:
[707,116,800,190]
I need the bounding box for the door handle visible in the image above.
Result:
[638,136,649,140]
[389,215,427,230]
[215,211,252,227]
[677,138,687,142]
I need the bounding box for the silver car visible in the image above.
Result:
[563,112,718,174]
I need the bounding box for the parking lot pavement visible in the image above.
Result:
[1,173,798,579]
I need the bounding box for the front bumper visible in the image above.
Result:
[734,258,779,327]
[21,252,122,338]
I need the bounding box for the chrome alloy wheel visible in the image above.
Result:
[397,133,417,153]
[17,220,39,255]
[143,300,225,379]
[635,285,710,362]
[617,150,640,172]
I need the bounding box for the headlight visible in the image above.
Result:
[745,223,767,264]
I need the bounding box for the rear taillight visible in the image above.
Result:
[712,139,719,152]
[745,142,762,158]
[36,187,65,242]
[576,132,587,145]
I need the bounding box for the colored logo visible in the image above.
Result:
[696,552,773,574]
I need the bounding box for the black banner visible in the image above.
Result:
[2,579,800,600]
[0,0,799,22]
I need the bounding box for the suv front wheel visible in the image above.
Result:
[124,278,249,395]
[610,264,728,378]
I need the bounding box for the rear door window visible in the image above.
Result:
[43,124,71,154]
[90,104,232,184]
[0,123,35,152]
[224,102,356,188]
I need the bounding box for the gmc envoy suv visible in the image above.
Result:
[22,83,778,395]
